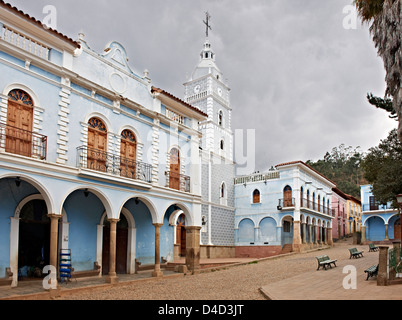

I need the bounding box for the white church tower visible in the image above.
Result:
[184,13,235,249]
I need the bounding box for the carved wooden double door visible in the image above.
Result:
[6,90,34,157]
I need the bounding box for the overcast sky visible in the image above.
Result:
[6,0,397,174]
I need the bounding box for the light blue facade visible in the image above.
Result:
[0,4,206,286]
[234,162,336,252]
[361,185,400,242]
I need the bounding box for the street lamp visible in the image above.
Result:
[396,194,402,209]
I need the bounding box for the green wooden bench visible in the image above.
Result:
[364,265,379,281]
[316,255,337,271]
[349,248,364,259]
[369,243,379,252]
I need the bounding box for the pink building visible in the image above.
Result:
[332,188,348,241]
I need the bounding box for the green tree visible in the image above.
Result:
[361,129,402,208]
[307,145,366,198]
[354,0,402,142]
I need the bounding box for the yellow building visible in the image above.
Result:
[345,195,362,234]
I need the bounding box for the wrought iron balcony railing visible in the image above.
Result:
[165,171,191,193]
[362,203,395,212]
[278,198,296,209]
[77,146,153,183]
[301,198,334,216]
[0,122,47,160]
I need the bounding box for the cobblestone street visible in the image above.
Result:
[2,238,400,301]
[57,239,399,301]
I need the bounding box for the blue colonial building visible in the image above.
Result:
[234,161,336,257]
[361,185,400,243]
[0,1,207,287]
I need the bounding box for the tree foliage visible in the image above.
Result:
[361,129,402,208]
[306,145,366,198]
[354,0,385,23]
[354,0,402,143]
[367,93,397,119]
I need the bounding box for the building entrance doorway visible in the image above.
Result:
[102,215,129,275]
[18,199,50,280]
[176,214,186,257]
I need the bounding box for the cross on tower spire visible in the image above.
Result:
[203,11,212,38]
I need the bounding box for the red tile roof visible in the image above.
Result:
[151,86,208,118]
[1,1,80,48]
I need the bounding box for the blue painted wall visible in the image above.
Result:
[64,190,105,272]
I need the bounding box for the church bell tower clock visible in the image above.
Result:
[183,12,235,248]
[183,13,233,162]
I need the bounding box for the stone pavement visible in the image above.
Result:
[1,248,401,301]
[0,258,255,300]
[260,248,402,300]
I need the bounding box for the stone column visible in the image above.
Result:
[384,224,389,241]
[254,227,259,243]
[106,219,119,284]
[361,226,367,243]
[302,223,306,244]
[185,226,202,275]
[292,221,302,252]
[152,223,163,278]
[327,228,333,246]
[377,246,389,286]
[48,214,61,270]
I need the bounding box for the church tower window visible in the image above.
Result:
[218,110,223,126]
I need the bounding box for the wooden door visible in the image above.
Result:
[6,90,34,157]
[102,227,110,275]
[169,148,180,190]
[116,228,128,274]
[120,130,137,179]
[253,189,260,204]
[88,118,107,172]
[369,196,379,211]
[284,186,293,207]
[176,214,186,257]
[300,188,303,207]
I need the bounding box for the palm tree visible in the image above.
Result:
[354,0,402,142]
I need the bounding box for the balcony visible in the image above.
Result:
[77,146,153,183]
[278,198,296,210]
[165,171,190,193]
[301,198,335,217]
[362,203,395,212]
[0,122,47,160]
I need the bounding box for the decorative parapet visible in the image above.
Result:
[165,107,185,125]
[234,171,280,185]
[1,24,50,60]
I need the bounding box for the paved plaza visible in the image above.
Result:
[0,239,400,301]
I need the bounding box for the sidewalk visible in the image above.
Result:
[260,249,402,300]
[0,258,255,300]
